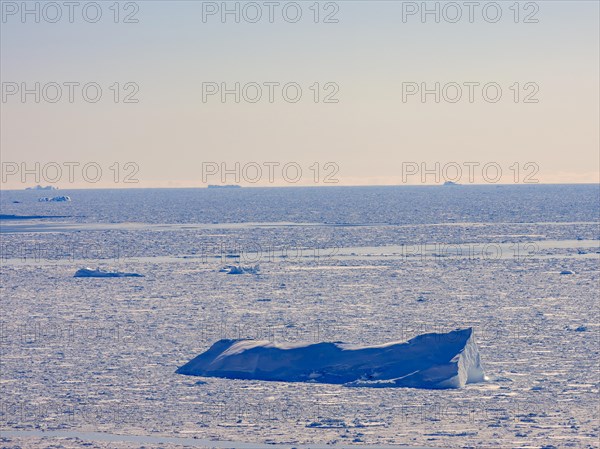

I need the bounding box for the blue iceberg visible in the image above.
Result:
[177,328,485,389]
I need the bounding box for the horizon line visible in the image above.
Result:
[1,182,599,192]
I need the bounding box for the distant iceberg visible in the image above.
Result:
[219,264,260,275]
[38,196,71,202]
[26,185,58,190]
[176,328,485,389]
[74,267,144,278]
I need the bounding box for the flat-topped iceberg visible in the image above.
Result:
[38,195,71,202]
[219,264,260,275]
[26,185,58,190]
[176,328,485,389]
[74,267,144,278]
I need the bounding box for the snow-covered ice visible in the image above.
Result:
[177,328,485,389]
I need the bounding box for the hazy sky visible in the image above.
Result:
[1,1,598,188]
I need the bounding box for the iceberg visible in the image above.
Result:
[38,195,71,202]
[219,264,260,275]
[74,267,144,278]
[176,328,485,389]
[26,185,58,190]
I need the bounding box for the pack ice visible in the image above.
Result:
[177,328,485,389]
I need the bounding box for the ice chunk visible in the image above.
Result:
[74,267,144,278]
[38,195,71,202]
[176,328,485,389]
[219,264,260,275]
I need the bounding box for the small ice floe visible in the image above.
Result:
[74,267,144,278]
[306,419,349,429]
[38,195,71,202]
[219,264,260,275]
[560,270,574,275]
[177,328,486,389]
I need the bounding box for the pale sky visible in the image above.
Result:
[1,1,598,188]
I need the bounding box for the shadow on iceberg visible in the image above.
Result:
[176,328,485,389]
